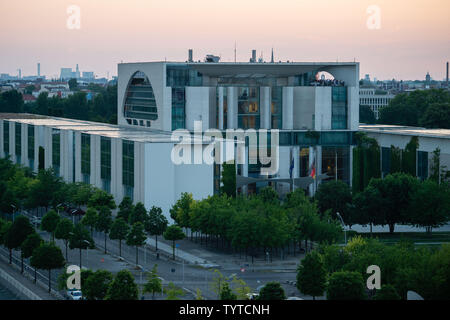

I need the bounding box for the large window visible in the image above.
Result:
[299,147,310,177]
[124,71,158,123]
[15,123,21,164]
[123,140,134,200]
[171,88,186,130]
[271,87,282,129]
[81,133,90,184]
[3,121,9,155]
[238,87,260,129]
[417,151,428,181]
[166,65,203,87]
[321,146,350,184]
[28,125,34,169]
[100,136,111,193]
[331,87,348,129]
[52,129,60,176]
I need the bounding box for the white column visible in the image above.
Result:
[227,87,238,129]
[21,123,27,166]
[282,87,293,129]
[218,87,224,130]
[74,132,82,182]
[260,87,271,129]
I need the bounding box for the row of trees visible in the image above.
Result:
[378,89,450,129]
[170,187,343,262]
[316,171,450,233]
[296,237,450,300]
[0,84,118,124]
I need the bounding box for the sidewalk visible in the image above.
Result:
[0,255,56,300]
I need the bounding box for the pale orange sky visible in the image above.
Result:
[0,0,449,80]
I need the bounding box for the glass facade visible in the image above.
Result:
[331,87,348,129]
[417,151,428,181]
[238,87,260,129]
[122,140,134,200]
[166,65,203,87]
[171,88,186,130]
[52,129,60,176]
[124,71,158,123]
[299,147,310,177]
[28,125,34,168]
[321,146,350,184]
[271,87,282,129]
[15,123,21,164]
[100,136,111,193]
[3,121,9,155]
[81,133,90,184]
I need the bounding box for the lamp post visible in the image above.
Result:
[83,240,90,267]
[336,212,347,245]
[11,204,16,222]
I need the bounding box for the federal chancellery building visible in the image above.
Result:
[1,53,365,219]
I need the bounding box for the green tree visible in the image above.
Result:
[88,189,116,211]
[27,168,62,210]
[54,218,74,261]
[402,136,419,176]
[296,251,327,299]
[20,232,43,282]
[220,162,236,197]
[117,196,134,222]
[83,270,113,300]
[164,282,184,300]
[410,180,450,233]
[220,282,237,300]
[69,223,94,268]
[109,217,130,258]
[96,206,113,253]
[143,264,162,299]
[163,225,185,260]
[359,105,376,124]
[373,284,401,300]
[419,102,450,129]
[41,210,60,242]
[4,215,34,269]
[129,202,148,225]
[105,270,139,300]
[169,192,194,229]
[326,271,367,300]
[81,207,98,238]
[145,206,168,252]
[68,78,78,91]
[257,282,286,300]
[315,180,352,223]
[30,242,65,292]
[126,222,147,266]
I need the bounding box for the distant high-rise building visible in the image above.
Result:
[425,72,431,83]
[75,64,80,79]
[82,72,94,80]
[271,48,274,63]
[446,62,449,88]
[60,68,73,80]
[37,63,40,77]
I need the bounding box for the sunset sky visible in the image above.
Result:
[0,0,449,80]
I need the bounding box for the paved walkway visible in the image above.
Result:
[0,254,56,300]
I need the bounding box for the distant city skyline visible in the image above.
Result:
[0,0,449,80]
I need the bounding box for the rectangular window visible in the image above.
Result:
[101,136,111,192]
[122,140,134,188]
[331,87,348,129]
[171,88,186,130]
[417,151,428,181]
[238,87,260,129]
[52,129,60,176]
[3,121,9,155]
[15,123,21,164]
[28,125,34,161]
[271,87,283,129]
[81,133,91,183]
[299,148,310,177]
[321,146,350,184]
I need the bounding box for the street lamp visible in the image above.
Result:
[336,212,347,245]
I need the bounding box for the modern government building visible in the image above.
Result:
[2,53,448,220]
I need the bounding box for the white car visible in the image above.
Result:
[67,290,83,300]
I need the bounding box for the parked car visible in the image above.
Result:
[67,290,83,300]
[30,216,42,227]
[70,208,86,216]
[286,297,304,300]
